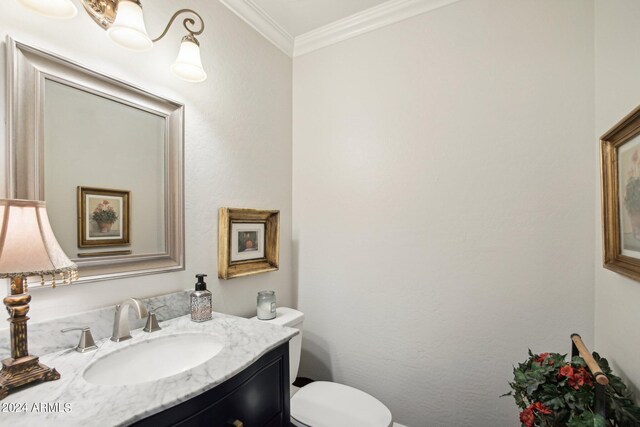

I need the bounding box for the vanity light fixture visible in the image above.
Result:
[16,0,78,19]
[16,0,207,83]
[0,199,78,400]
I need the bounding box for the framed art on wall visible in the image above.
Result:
[218,208,279,279]
[230,222,265,262]
[77,187,130,248]
[601,104,640,281]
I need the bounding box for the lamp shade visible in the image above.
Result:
[107,0,153,51]
[0,199,76,279]
[171,37,207,83]
[17,0,77,19]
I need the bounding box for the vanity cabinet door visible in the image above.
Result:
[132,342,290,427]
[180,357,284,426]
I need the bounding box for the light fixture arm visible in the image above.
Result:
[152,9,204,44]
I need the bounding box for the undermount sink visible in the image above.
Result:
[83,333,225,386]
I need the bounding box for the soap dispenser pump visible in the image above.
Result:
[191,274,212,322]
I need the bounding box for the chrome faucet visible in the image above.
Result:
[111,298,148,342]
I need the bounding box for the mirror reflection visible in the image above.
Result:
[44,80,166,259]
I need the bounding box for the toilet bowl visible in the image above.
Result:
[251,307,392,427]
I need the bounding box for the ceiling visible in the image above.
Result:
[250,0,391,36]
[220,0,462,57]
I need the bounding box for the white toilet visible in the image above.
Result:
[252,307,393,427]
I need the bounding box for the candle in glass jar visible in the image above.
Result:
[257,290,276,320]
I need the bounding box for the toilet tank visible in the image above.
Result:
[252,307,304,384]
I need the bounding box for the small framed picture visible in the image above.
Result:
[231,223,265,262]
[601,104,640,282]
[218,208,279,279]
[77,187,130,248]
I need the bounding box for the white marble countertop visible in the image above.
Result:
[1,312,297,426]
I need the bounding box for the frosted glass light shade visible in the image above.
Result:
[171,39,207,83]
[0,199,76,278]
[107,0,152,51]
[17,0,77,19]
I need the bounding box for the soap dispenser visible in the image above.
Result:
[191,274,212,322]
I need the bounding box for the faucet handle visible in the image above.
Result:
[143,305,167,333]
[61,327,98,353]
[143,312,161,333]
[149,304,167,313]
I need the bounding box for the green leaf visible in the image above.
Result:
[544,396,564,411]
[567,412,606,427]
[515,370,527,382]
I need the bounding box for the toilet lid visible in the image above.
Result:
[291,381,392,427]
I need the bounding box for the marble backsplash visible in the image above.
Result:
[0,290,191,358]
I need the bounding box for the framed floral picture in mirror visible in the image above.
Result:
[601,104,640,281]
[77,187,130,248]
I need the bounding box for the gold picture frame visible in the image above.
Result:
[601,105,640,281]
[218,208,280,280]
[77,187,130,248]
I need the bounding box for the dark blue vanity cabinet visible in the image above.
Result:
[133,343,290,427]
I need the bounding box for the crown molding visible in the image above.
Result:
[293,0,464,57]
[218,0,464,59]
[219,0,294,56]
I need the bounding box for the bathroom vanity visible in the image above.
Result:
[0,311,297,427]
[133,343,290,427]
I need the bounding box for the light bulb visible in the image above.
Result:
[17,0,77,19]
[171,37,207,83]
[106,0,152,51]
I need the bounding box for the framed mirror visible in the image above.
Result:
[6,37,185,284]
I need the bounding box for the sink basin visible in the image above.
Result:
[83,333,225,386]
